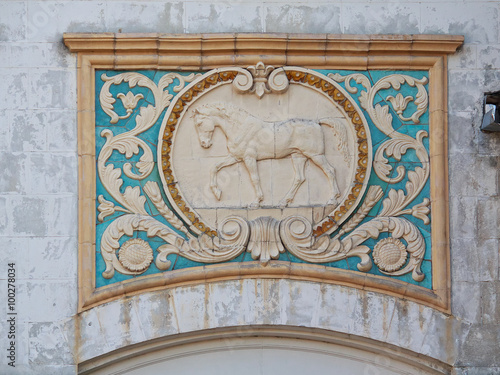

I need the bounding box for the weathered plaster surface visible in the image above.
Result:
[77,280,463,364]
[0,1,499,374]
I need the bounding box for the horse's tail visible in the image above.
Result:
[319,118,350,164]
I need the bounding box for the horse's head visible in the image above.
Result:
[192,105,221,148]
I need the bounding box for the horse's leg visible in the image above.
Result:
[278,155,307,208]
[210,155,238,200]
[243,157,264,209]
[309,154,341,205]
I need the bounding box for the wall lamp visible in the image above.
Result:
[481,91,500,132]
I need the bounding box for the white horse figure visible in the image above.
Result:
[192,103,350,208]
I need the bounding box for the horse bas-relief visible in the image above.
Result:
[192,103,350,208]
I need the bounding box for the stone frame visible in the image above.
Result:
[64,33,463,313]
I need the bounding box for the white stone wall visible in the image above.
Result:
[0,1,499,374]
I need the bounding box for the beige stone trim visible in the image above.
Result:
[81,262,448,311]
[428,57,451,311]
[64,33,463,70]
[67,33,463,313]
[77,52,97,312]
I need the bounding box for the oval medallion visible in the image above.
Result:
[158,65,372,238]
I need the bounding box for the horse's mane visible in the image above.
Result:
[194,103,250,124]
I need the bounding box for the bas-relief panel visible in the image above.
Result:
[94,64,431,289]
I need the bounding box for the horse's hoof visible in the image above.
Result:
[327,197,339,206]
[278,199,290,209]
[249,201,261,209]
[212,187,222,200]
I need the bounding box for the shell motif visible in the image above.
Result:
[373,237,407,272]
[118,238,154,272]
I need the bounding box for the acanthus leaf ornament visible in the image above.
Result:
[330,72,430,220]
[101,214,187,278]
[155,215,250,271]
[97,72,200,219]
[247,217,284,264]
[101,212,250,278]
[327,71,430,279]
[280,215,425,281]
[279,215,373,271]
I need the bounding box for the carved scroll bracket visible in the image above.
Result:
[233,61,289,98]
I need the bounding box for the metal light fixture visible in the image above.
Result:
[481,92,500,132]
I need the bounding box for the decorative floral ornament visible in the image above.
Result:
[387,93,413,116]
[118,238,153,272]
[233,61,289,99]
[247,62,274,98]
[118,91,144,114]
[399,198,431,225]
[373,237,407,272]
[97,194,130,222]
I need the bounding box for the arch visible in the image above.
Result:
[79,326,451,374]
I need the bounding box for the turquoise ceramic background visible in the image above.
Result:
[94,69,431,289]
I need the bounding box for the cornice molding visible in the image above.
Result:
[63,33,464,70]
